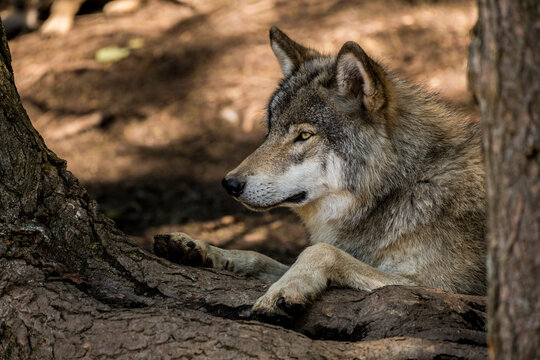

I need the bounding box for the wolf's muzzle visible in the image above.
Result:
[222,177,245,197]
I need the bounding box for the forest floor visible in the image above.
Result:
[8,0,477,265]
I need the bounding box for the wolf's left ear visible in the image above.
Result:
[336,42,386,111]
[270,27,320,77]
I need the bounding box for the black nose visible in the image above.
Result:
[222,178,245,197]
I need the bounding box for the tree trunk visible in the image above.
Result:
[470,0,539,359]
[0,21,487,358]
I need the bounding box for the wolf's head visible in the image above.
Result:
[223,27,401,213]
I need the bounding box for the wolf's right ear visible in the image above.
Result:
[270,27,320,77]
[336,42,386,111]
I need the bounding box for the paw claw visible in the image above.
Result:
[153,232,206,267]
[252,293,307,320]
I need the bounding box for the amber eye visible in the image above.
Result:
[296,131,313,142]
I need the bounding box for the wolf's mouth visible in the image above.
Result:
[283,191,307,204]
[240,191,308,211]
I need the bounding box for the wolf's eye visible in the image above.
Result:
[295,131,313,142]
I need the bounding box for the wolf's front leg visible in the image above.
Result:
[153,232,288,281]
[252,243,415,315]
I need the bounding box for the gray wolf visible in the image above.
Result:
[154,27,486,316]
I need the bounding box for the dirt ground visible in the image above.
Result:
[8,0,477,264]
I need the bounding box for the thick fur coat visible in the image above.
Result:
[154,27,486,316]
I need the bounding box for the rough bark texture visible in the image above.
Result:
[470,1,539,359]
[0,21,488,358]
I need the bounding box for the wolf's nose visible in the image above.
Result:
[222,178,245,197]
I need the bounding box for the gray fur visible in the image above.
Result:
[160,27,486,315]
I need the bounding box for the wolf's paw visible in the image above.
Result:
[252,280,311,319]
[153,233,210,267]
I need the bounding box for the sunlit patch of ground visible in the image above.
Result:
[9,0,477,264]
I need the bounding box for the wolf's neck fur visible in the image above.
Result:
[294,191,370,256]
[295,86,483,268]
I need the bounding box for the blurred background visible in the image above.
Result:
[5,0,477,264]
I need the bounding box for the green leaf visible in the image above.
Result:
[95,46,130,63]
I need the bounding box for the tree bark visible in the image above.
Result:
[0,21,487,358]
[470,0,539,359]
